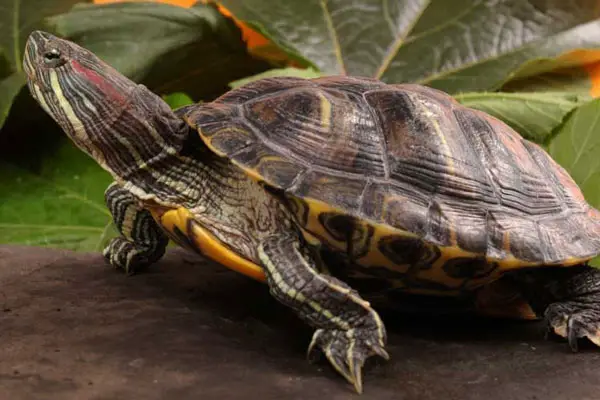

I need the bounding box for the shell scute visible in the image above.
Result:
[453,211,488,255]
[240,86,387,177]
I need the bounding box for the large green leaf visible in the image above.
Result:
[0,0,89,129]
[0,141,113,251]
[549,99,600,211]
[548,99,600,266]
[48,2,270,102]
[455,91,587,143]
[219,0,600,93]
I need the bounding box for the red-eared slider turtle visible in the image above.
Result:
[23,31,600,393]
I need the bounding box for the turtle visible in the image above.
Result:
[23,30,600,393]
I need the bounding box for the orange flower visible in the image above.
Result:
[210,3,269,49]
[585,62,600,98]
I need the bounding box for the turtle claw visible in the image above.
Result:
[545,302,600,350]
[307,328,388,394]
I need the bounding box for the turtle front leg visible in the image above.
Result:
[103,182,169,275]
[258,233,389,393]
[511,265,600,350]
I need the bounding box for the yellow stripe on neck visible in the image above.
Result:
[50,71,89,144]
[49,70,107,167]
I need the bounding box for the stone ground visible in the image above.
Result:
[2,245,600,400]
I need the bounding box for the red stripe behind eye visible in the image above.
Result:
[70,59,127,104]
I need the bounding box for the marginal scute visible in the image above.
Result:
[318,212,356,241]
[538,213,600,263]
[295,171,367,213]
[508,220,547,262]
[442,257,497,280]
[318,212,374,259]
[186,101,238,132]
[258,158,306,189]
[425,201,455,247]
[377,235,441,268]
[205,124,255,156]
[454,211,488,254]
[382,194,428,236]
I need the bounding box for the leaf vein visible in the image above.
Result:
[374,0,431,79]
[319,0,345,74]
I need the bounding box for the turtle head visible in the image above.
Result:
[23,31,186,178]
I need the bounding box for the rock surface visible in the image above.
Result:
[1,245,600,399]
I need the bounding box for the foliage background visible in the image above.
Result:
[2,0,600,267]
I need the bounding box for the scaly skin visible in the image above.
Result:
[259,233,388,393]
[103,182,169,275]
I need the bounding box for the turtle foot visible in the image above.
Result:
[103,237,164,275]
[307,327,389,394]
[545,302,600,351]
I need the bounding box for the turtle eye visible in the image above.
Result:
[43,49,65,68]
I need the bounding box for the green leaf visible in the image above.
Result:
[549,99,600,212]
[0,0,90,130]
[455,91,588,143]
[229,66,322,88]
[48,2,270,101]
[0,72,25,127]
[220,0,600,93]
[548,99,600,266]
[162,92,195,109]
[0,141,114,251]
[501,66,595,95]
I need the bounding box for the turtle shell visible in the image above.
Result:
[183,75,600,294]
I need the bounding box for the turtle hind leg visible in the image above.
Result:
[545,301,600,350]
[103,182,169,275]
[258,233,388,394]
[510,265,600,350]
